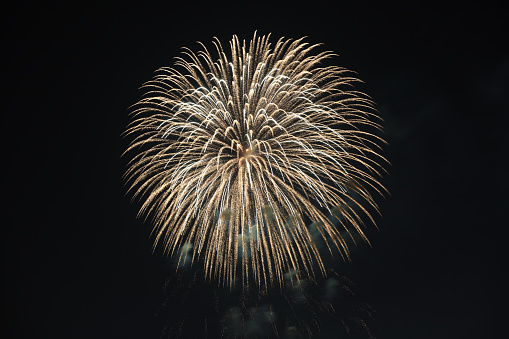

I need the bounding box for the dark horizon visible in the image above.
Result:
[3,1,507,338]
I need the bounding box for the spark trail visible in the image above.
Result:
[124,33,387,289]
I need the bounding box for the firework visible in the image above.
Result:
[124,32,387,288]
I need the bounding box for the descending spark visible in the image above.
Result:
[124,32,387,289]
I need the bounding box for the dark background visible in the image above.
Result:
[3,1,507,338]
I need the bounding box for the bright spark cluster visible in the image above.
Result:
[124,33,387,289]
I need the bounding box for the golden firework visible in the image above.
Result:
[124,33,387,289]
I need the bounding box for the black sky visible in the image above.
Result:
[3,1,507,338]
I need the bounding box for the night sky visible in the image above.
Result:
[3,1,507,338]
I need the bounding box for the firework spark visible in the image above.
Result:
[124,32,387,288]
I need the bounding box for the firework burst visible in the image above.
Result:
[124,32,387,288]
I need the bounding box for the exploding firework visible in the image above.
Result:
[124,32,387,288]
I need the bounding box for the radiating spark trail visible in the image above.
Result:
[124,32,387,289]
